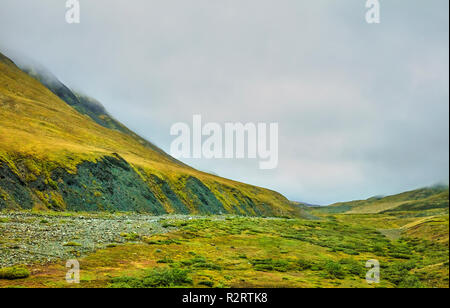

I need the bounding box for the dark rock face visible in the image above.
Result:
[0,155,283,216]
[149,174,191,214]
[0,163,34,210]
[49,156,167,214]
[236,195,259,216]
[1,156,167,214]
[184,176,226,214]
[0,155,232,215]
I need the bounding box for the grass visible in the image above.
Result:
[313,186,449,215]
[109,268,193,288]
[0,52,448,289]
[1,214,447,288]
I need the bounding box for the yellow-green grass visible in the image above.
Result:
[313,187,449,215]
[318,212,449,243]
[0,266,30,280]
[1,216,448,288]
[401,216,449,244]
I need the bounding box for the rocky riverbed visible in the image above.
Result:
[0,211,200,268]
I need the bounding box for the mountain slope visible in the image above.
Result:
[20,63,182,165]
[311,186,449,215]
[0,52,299,216]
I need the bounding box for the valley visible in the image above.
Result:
[0,52,297,217]
[0,50,448,289]
[0,185,448,288]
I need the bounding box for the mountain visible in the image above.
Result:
[0,51,299,216]
[311,185,449,215]
[19,63,180,164]
[290,201,319,208]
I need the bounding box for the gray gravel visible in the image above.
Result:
[0,212,200,268]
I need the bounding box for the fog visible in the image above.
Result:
[1,0,448,204]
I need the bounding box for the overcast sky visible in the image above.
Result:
[1,0,448,204]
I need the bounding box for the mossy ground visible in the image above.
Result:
[0,267,30,280]
[0,213,447,288]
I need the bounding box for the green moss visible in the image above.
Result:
[120,232,140,241]
[47,178,59,190]
[23,159,42,176]
[0,267,30,280]
[0,188,9,201]
[63,242,82,247]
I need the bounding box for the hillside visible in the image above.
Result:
[20,63,180,164]
[311,186,449,215]
[0,52,298,216]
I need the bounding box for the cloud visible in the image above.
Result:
[0,0,448,204]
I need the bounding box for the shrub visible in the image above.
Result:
[180,256,222,270]
[323,261,346,279]
[157,257,174,264]
[120,232,140,241]
[295,259,313,270]
[63,242,81,247]
[110,268,192,288]
[198,280,214,287]
[0,267,30,280]
[339,259,364,277]
[383,261,417,286]
[398,275,424,288]
[144,238,179,245]
[251,259,291,272]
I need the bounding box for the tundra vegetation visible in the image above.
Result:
[0,52,448,288]
[0,188,448,288]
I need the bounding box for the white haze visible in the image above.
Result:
[0,0,448,204]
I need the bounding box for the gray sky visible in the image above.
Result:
[1,0,448,204]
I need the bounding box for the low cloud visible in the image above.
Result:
[0,0,448,204]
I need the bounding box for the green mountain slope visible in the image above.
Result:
[312,185,449,215]
[20,64,182,165]
[0,52,299,216]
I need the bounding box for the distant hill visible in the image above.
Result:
[291,201,320,208]
[0,51,299,217]
[312,185,449,215]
